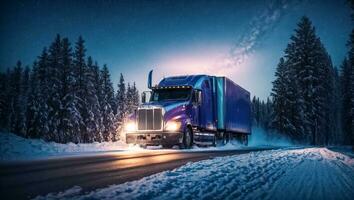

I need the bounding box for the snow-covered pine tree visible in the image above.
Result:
[271,58,291,134]
[73,36,87,143]
[263,97,273,131]
[315,41,336,145]
[0,71,8,130]
[19,66,30,136]
[93,61,103,142]
[251,96,258,126]
[276,16,334,144]
[26,61,41,138]
[275,43,303,140]
[115,73,126,141]
[58,37,82,143]
[290,17,319,143]
[332,67,342,144]
[8,61,24,135]
[132,82,140,109]
[83,56,102,143]
[116,74,126,119]
[339,0,354,145]
[341,43,354,145]
[259,100,266,128]
[36,48,50,139]
[252,96,261,126]
[100,65,116,142]
[251,96,272,130]
[126,83,133,115]
[349,30,354,146]
[47,34,63,142]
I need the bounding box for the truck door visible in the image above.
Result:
[200,79,214,130]
[191,90,200,127]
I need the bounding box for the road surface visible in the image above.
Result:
[0,147,276,199]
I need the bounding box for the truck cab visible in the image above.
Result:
[125,73,251,148]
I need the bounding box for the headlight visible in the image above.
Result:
[125,121,136,132]
[165,120,181,131]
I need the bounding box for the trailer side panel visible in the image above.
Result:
[224,78,251,134]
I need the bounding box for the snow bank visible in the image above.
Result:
[0,127,293,161]
[0,132,135,161]
[36,148,354,200]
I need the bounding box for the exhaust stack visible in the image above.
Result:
[148,70,153,89]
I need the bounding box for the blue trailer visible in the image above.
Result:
[125,71,251,148]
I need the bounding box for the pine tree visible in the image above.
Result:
[251,96,258,126]
[93,61,103,142]
[73,36,87,143]
[132,82,140,109]
[8,61,24,135]
[126,83,133,115]
[271,58,292,134]
[26,61,41,138]
[341,58,354,145]
[115,73,126,140]
[47,34,63,142]
[263,97,273,130]
[83,56,102,143]
[0,71,7,130]
[100,65,116,141]
[331,67,342,144]
[20,66,30,136]
[292,17,319,143]
[37,48,50,139]
[347,21,354,146]
[1,35,140,144]
[339,0,354,146]
[58,37,82,143]
[274,16,335,144]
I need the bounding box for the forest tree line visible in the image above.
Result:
[0,35,139,143]
[253,15,354,146]
[0,15,353,146]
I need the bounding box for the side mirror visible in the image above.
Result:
[141,91,152,103]
[193,90,202,106]
[197,90,202,105]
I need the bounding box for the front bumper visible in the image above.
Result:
[126,131,183,146]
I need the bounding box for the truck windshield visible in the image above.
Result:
[151,88,191,102]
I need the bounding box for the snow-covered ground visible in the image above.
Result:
[0,132,134,161]
[35,148,354,200]
[0,128,291,161]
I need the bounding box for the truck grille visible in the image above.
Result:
[137,108,162,130]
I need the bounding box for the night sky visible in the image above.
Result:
[0,0,352,99]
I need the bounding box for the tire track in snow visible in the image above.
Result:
[35,148,354,200]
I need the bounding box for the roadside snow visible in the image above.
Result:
[0,132,135,161]
[0,128,292,161]
[36,148,354,200]
[248,127,292,147]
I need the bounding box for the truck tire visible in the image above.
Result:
[212,134,217,147]
[181,127,193,149]
[222,132,230,145]
[243,134,248,146]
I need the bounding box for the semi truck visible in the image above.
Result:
[125,71,251,148]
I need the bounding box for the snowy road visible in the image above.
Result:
[0,147,277,199]
[34,148,354,200]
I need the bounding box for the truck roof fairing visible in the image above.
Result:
[158,75,210,90]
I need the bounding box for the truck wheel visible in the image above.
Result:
[182,127,193,149]
[243,134,248,146]
[212,134,217,147]
[222,132,230,145]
